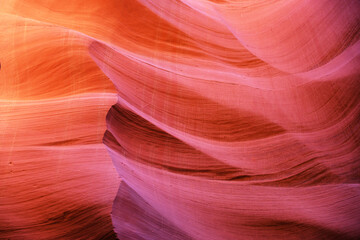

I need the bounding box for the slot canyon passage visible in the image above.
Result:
[1,0,360,239]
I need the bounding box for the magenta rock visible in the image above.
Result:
[1,0,360,239]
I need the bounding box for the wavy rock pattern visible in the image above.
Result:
[1,0,360,239]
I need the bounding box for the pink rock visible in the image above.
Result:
[1,0,359,239]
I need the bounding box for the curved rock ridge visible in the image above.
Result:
[1,0,360,239]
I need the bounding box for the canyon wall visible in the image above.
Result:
[1,0,360,239]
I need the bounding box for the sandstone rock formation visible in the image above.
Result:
[1,0,359,239]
